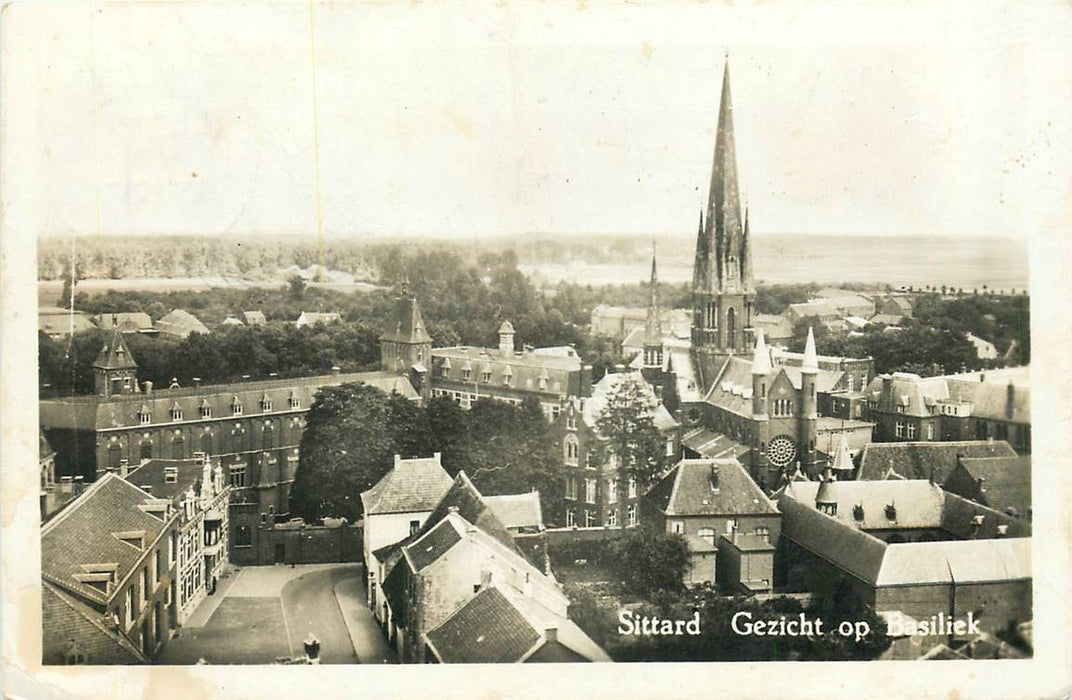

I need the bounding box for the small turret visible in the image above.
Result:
[815,465,838,516]
[831,434,854,475]
[751,329,770,418]
[801,327,819,374]
[498,321,515,357]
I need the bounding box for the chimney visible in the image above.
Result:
[119,459,130,478]
[394,454,401,468]
[709,464,720,491]
[433,452,442,464]
[1005,382,1015,420]
[498,322,515,357]
[193,377,202,387]
[72,476,84,496]
[144,380,153,395]
[544,626,558,643]
[331,366,341,375]
[60,476,73,494]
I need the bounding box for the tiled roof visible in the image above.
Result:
[93,312,153,332]
[39,370,416,430]
[125,458,210,504]
[777,494,888,584]
[38,309,98,336]
[857,440,1017,482]
[361,455,453,516]
[939,491,1031,539]
[41,474,175,606]
[156,309,210,337]
[432,345,581,398]
[41,582,147,664]
[703,356,844,417]
[484,493,544,531]
[645,458,777,517]
[425,586,541,663]
[943,456,1031,517]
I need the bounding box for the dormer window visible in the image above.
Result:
[113,530,146,550]
[231,396,243,415]
[852,504,864,521]
[164,467,178,484]
[538,370,549,391]
[503,367,513,387]
[440,357,452,379]
[169,403,183,421]
[260,394,272,412]
[566,414,577,431]
[482,367,492,384]
[884,504,897,521]
[137,406,152,424]
[199,400,212,418]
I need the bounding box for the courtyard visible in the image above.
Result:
[156,563,394,665]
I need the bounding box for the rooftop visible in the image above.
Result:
[361,454,453,516]
[857,440,1018,482]
[645,458,777,518]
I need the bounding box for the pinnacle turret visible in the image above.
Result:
[802,327,819,374]
[751,328,771,375]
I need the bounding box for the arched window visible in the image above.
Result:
[200,432,213,455]
[171,435,185,459]
[564,435,579,466]
[262,424,275,450]
[139,441,153,461]
[107,444,123,470]
[726,307,736,342]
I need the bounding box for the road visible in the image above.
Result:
[280,566,358,664]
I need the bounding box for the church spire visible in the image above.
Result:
[643,241,664,368]
[704,57,744,294]
[742,204,754,288]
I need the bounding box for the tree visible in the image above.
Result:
[288,274,307,301]
[609,527,690,597]
[594,373,666,526]
[290,383,411,520]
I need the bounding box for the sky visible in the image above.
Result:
[5,1,1071,242]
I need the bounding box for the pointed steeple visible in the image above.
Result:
[751,328,771,375]
[692,209,709,293]
[644,241,662,345]
[93,325,138,371]
[831,434,854,473]
[741,204,754,288]
[801,327,819,374]
[704,57,744,294]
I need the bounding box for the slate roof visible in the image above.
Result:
[156,309,210,338]
[942,455,1031,517]
[939,491,1031,539]
[380,295,432,344]
[39,370,417,430]
[360,455,453,516]
[680,428,751,460]
[645,458,777,517]
[857,440,1018,482]
[863,372,949,418]
[405,517,464,571]
[125,458,209,505]
[93,329,138,370]
[703,356,844,417]
[578,371,677,434]
[782,479,946,531]
[432,345,582,399]
[41,582,147,664]
[484,493,544,531]
[40,474,175,606]
[777,495,889,583]
[425,586,542,663]
[945,378,1031,424]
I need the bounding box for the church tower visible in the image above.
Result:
[379,280,433,398]
[94,318,138,397]
[691,58,756,357]
[642,242,664,370]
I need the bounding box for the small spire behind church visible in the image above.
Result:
[802,327,819,374]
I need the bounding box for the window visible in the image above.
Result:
[153,549,161,584]
[140,568,149,605]
[230,465,246,488]
[169,531,176,565]
[199,402,212,419]
[895,421,905,438]
[169,406,183,421]
[926,423,934,440]
[698,527,716,545]
[628,476,637,499]
[754,526,770,539]
[231,398,243,415]
[847,374,855,392]
[538,375,548,391]
[566,414,577,431]
[566,510,576,527]
[138,408,152,424]
[551,405,560,420]
[170,436,184,459]
[896,404,906,414]
[126,587,136,626]
[725,518,739,534]
[585,510,595,527]
[503,368,513,387]
[606,508,618,527]
[627,505,637,527]
[670,521,684,534]
[907,423,917,439]
[482,370,492,384]
[584,478,597,504]
[260,397,273,412]
[564,435,579,466]
[288,394,301,409]
[607,479,618,504]
[565,477,577,500]
[773,399,793,417]
[461,367,471,381]
[235,525,252,547]
[409,520,420,536]
[139,442,153,461]
[665,438,674,458]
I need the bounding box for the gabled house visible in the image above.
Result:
[155,309,210,339]
[941,454,1031,520]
